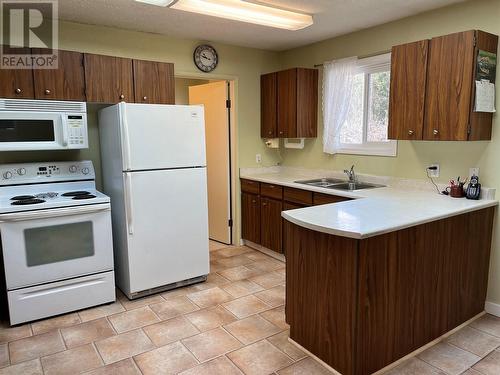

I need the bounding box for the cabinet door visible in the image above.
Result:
[313,193,351,205]
[388,40,429,140]
[277,68,297,138]
[241,192,261,244]
[424,31,475,141]
[32,49,86,101]
[133,59,175,104]
[296,68,318,138]
[261,72,277,138]
[84,53,134,103]
[0,47,34,99]
[261,197,283,253]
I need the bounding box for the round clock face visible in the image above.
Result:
[194,45,218,72]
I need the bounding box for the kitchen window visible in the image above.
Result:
[323,53,397,156]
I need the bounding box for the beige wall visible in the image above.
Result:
[278,0,500,305]
[0,20,282,242]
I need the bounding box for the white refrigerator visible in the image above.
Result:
[99,103,209,299]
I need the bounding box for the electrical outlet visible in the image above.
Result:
[256,154,262,164]
[427,163,440,178]
[469,167,480,178]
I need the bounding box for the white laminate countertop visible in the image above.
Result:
[240,167,498,239]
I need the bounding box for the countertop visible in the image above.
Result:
[240,167,498,239]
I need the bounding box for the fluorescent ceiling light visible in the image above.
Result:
[134,0,313,30]
[135,0,176,6]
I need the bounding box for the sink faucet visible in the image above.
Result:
[344,165,356,183]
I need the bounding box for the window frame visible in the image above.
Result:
[336,53,397,157]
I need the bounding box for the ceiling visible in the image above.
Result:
[57,0,467,51]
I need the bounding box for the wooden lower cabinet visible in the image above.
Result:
[261,197,283,253]
[241,192,260,244]
[284,207,495,375]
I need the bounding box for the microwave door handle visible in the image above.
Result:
[61,117,69,146]
[121,104,132,171]
[124,173,134,235]
[0,204,110,222]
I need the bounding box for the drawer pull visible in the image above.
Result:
[15,88,22,94]
[408,130,414,135]
[44,89,51,95]
[433,129,439,135]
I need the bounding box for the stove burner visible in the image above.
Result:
[35,192,58,199]
[72,194,96,200]
[62,191,92,197]
[10,195,35,201]
[11,198,45,206]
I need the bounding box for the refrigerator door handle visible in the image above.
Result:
[120,104,132,171]
[124,173,134,235]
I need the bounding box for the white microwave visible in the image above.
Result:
[0,99,88,151]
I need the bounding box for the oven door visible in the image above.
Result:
[0,111,66,151]
[0,204,113,289]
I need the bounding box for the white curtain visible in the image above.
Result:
[322,57,358,154]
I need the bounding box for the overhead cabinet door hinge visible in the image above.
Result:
[226,99,231,108]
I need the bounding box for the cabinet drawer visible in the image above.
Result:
[241,179,260,194]
[284,187,313,206]
[261,183,283,199]
[313,192,351,205]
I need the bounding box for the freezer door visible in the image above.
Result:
[123,168,209,294]
[120,104,206,171]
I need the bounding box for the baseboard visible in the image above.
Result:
[485,301,500,317]
[242,240,285,262]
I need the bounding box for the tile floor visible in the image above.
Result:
[0,240,499,374]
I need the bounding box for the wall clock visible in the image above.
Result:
[193,44,218,72]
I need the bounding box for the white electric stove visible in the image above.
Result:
[0,161,115,325]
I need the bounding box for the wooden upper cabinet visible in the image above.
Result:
[32,49,86,101]
[261,72,277,138]
[296,68,318,138]
[389,30,498,141]
[388,40,429,140]
[0,47,34,99]
[424,31,476,141]
[262,67,318,139]
[277,68,298,138]
[84,53,134,103]
[133,59,175,104]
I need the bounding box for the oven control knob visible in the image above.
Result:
[3,171,12,179]
[17,168,26,175]
[82,167,90,175]
[69,165,78,173]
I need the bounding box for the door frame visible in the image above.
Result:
[176,72,238,245]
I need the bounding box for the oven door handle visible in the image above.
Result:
[0,204,110,222]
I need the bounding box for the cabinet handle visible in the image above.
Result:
[408,130,414,135]
[142,96,148,101]
[44,89,51,95]
[279,131,283,135]
[251,200,256,203]
[119,94,125,100]
[268,131,272,135]
[433,129,439,135]
[15,88,22,94]
[262,202,267,206]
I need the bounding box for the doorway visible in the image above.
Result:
[175,78,234,245]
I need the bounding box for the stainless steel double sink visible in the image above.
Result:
[294,178,385,191]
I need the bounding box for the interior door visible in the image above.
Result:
[124,168,209,293]
[189,81,232,244]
